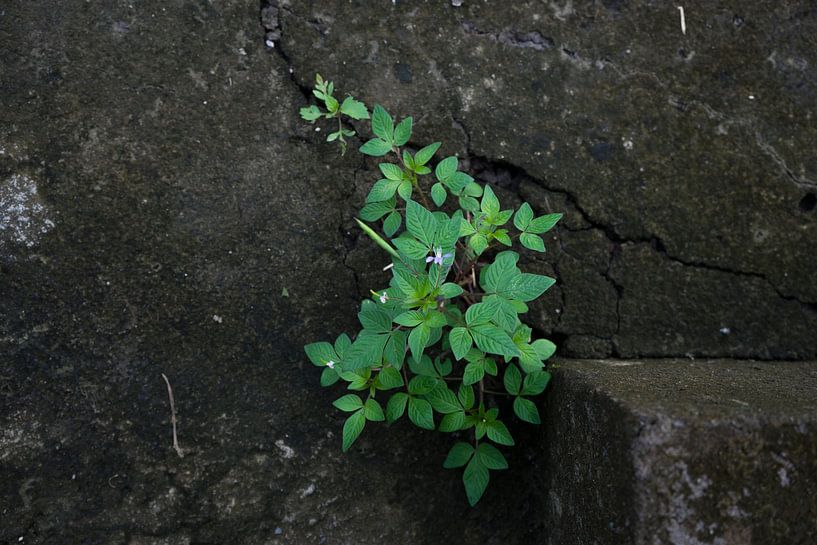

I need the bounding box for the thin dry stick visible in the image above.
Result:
[161,373,184,458]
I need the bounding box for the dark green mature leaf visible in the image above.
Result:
[463,456,489,506]
[408,354,437,377]
[342,409,366,451]
[513,396,541,424]
[435,156,458,182]
[371,104,394,142]
[522,371,552,396]
[408,322,431,361]
[426,385,462,414]
[505,273,556,302]
[344,332,389,370]
[304,342,337,367]
[444,442,474,468]
[503,364,522,395]
[481,251,520,293]
[376,366,404,389]
[383,330,407,368]
[447,171,474,193]
[462,361,485,386]
[520,232,545,252]
[340,96,369,119]
[394,310,425,327]
[528,213,563,234]
[486,420,515,446]
[359,198,395,221]
[393,237,430,260]
[469,324,520,359]
[393,116,413,146]
[514,202,533,231]
[364,398,385,421]
[516,343,545,373]
[458,384,475,409]
[405,200,437,247]
[386,392,408,423]
[439,410,466,432]
[415,142,441,166]
[476,443,508,470]
[383,210,401,236]
[449,327,473,360]
[358,300,392,333]
[408,375,438,395]
[484,294,518,333]
[360,137,392,156]
[465,300,497,326]
[333,394,364,412]
[408,397,435,430]
[320,366,340,387]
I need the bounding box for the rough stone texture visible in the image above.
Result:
[542,359,817,545]
[1,1,816,544]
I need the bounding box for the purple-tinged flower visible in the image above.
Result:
[379,292,389,304]
[326,360,336,369]
[426,247,453,266]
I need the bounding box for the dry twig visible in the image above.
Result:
[161,373,184,458]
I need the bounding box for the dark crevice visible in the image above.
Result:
[461,21,555,51]
[259,1,312,100]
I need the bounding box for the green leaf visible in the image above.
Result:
[439,411,466,432]
[334,333,352,358]
[393,237,430,260]
[468,233,488,255]
[408,322,431,361]
[344,331,389,370]
[364,398,385,421]
[492,229,512,246]
[397,180,413,201]
[528,213,563,234]
[469,324,520,359]
[435,156,458,182]
[464,182,483,197]
[371,104,394,143]
[439,283,464,299]
[520,232,545,252]
[393,117,413,146]
[447,171,473,193]
[431,183,447,207]
[426,385,462,414]
[340,96,369,120]
[386,392,409,423]
[379,162,404,181]
[359,138,392,157]
[480,185,500,217]
[342,409,366,451]
[324,94,339,113]
[358,300,392,333]
[514,203,533,231]
[383,210,402,236]
[449,328,473,360]
[359,199,395,221]
[486,420,514,446]
[444,442,474,468]
[408,375,438,395]
[484,295,518,333]
[366,179,401,204]
[383,330,407,368]
[517,343,545,373]
[522,371,552,396]
[458,384,475,409]
[320,367,340,387]
[462,361,485,386]
[463,456,489,506]
[408,397,435,430]
[405,200,437,247]
[481,251,520,293]
[532,339,556,361]
[506,273,556,302]
[409,354,437,377]
[503,364,522,395]
[426,311,447,328]
[299,105,322,121]
[513,396,541,424]
[376,366,404,390]
[465,300,497,326]
[414,142,441,166]
[333,394,364,412]
[477,443,508,470]
[459,195,480,213]
[304,342,338,367]
[394,310,426,327]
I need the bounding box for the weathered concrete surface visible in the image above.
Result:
[541,359,817,545]
[277,0,817,358]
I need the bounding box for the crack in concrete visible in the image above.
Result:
[461,21,556,51]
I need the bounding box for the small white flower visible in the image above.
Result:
[426,247,453,266]
[379,292,389,304]
[326,360,335,369]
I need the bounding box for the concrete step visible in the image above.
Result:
[541,359,817,545]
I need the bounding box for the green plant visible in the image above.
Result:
[301,75,561,505]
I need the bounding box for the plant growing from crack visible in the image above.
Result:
[301,74,561,505]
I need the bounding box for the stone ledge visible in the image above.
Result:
[541,359,817,545]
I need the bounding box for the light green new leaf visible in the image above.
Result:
[359,137,392,157]
[520,232,545,252]
[333,394,364,412]
[503,364,522,395]
[463,456,490,506]
[431,183,447,207]
[444,442,474,468]
[408,397,435,430]
[299,105,322,121]
[477,443,508,470]
[393,116,413,146]
[371,104,394,143]
[528,212,563,234]
[320,367,340,387]
[449,327,473,360]
[513,396,541,424]
[514,202,533,231]
[386,392,408,423]
[405,200,437,247]
[397,179,413,201]
[439,283,464,299]
[468,233,488,255]
[435,156,458,182]
[532,339,557,361]
[342,409,366,451]
[379,162,404,181]
[340,96,369,120]
[364,398,385,421]
[414,142,441,166]
[480,185,500,217]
